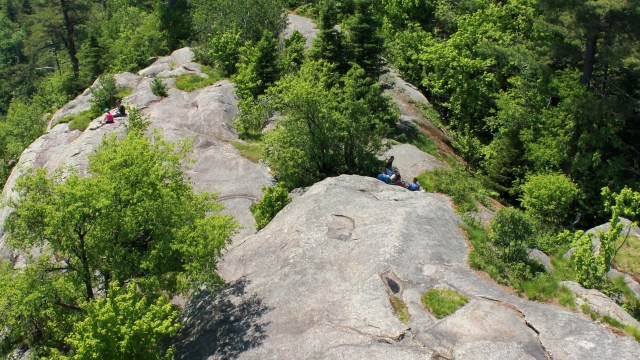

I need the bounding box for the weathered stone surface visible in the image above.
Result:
[283,14,320,49]
[561,280,640,329]
[175,175,640,359]
[138,47,202,78]
[527,248,554,272]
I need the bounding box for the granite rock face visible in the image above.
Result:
[176,175,640,359]
[0,48,273,260]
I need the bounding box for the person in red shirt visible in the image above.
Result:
[101,108,114,125]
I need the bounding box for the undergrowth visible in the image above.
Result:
[231,141,264,163]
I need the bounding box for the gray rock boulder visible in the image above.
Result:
[527,248,554,272]
[175,175,640,359]
[284,14,320,49]
[560,280,640,329]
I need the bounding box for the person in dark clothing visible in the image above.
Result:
[113,98,126,118]
[385,155,395,175]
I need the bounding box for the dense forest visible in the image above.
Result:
[1,0,639,357]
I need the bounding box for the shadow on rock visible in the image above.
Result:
[174,278,270,359]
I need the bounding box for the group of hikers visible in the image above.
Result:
[376,155,421,191]
[100,98,127,126]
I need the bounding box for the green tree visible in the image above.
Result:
[343,0,386,79]
[570,187,640,289]
[490,207,534,262]
[309,0,349,74]
[4,125,238,351]
[520,173,580,228]
[191,0,287,44]
[233,31,282,101]
[66,282,180,360]
[263,60,389,188]
[208,26,244,76]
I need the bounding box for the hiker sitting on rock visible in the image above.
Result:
[101,108,114,125]
[385,156,395,175]
[377,169,391,184]
[391,172,404,187]
[113,98,126,118]
[408,177,420,191]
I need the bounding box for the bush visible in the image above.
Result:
[151,78,168,97]
[490,207,534,262]
[208,27,244,76]
[418,166,495,213]
[91,74,118,114]
[421,288,468,319]
[124,108,150,133]
[251,185,292,230]
[520,173,580,227]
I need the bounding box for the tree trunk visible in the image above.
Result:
[77,233,94,300]
[59,0,79,78]
[580,32,598,86]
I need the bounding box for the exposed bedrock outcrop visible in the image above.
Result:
[0,48,273,260]
[176,175,640,359]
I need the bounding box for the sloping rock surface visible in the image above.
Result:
[176,175,640,359]
[0,48,273,259]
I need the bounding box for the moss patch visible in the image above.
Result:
[421,288,468,319]
[390,295,409,323]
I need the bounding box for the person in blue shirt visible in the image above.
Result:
[408,177,420,191]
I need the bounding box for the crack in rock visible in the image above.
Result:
[476,295,553,360]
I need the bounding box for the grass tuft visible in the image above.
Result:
[421,288,468,319]
[175,66,224,92]
[390,296,410,323]
[116,86,133,99]
[231,141,264,163]
[613,234,640,280]
[57,109,99,131]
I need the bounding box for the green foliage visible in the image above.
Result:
[417,166,494,213]
[421,288,468,319]
[192,0,287,45]
[103,5,168,72]
[342,0,386,79]
[520,173,580,228]
[281,30,307,74]
[4,128,238,350]
[390,295,409,323]
[251,185,292,230]
[572,187,640,289]
[261,61,390,188]
[67,110,97,132]
[231,141,264,164]
[91,74,118,114]
[66,282,180,360]
[174,71,223,92]
[124,107,150,133]
[234,31,282,101]
[613,234,640,281]
[490,207,534,262]
[151,78,168,97]
[207,26,244,76]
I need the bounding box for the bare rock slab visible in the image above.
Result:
[178,175,640,359]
